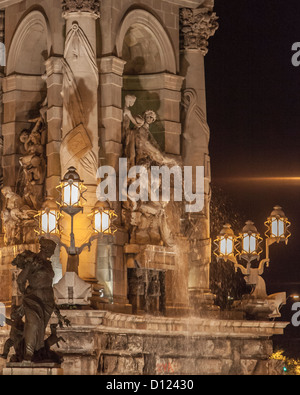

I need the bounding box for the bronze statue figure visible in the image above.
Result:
[1,238,70,363]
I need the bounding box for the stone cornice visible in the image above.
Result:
[0,0,213,10]
[180,7,219,54]
[166,0,214,8]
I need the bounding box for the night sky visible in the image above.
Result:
[205,0,300,322]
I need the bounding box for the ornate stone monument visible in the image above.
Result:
[0,0,289,375]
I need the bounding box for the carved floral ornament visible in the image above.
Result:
[180,7,219,54]
[61,0,100,17]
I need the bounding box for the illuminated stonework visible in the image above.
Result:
[180,7,219,54]
[61,0,100,16]
[0,0,288,376]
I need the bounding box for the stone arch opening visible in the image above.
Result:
[116,8,182,156]
[7,10,51,76]
[116,9,176,75]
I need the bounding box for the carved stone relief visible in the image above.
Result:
[121,95,181,248]
[62,0,100,16]
[60,22,98,179]
[180,7,219,54]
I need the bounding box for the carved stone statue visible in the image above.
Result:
[122,96,180,247]
[1,186,37,246]
[122,95,144,168]
[17,101,47,211]
[1,238,70,363]
[233,261,287,319]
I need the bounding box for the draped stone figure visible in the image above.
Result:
[60,21,99,181]
[122,96,179,247]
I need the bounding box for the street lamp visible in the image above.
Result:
[213,224,236,262]
[35,197,61,237]
[36,167,118,273]
[35,167,118,306]
[214,206,291,319]
[265,206,291,244]
[89,200,118,236]
[237,220,263,264]
[57,166,86,208]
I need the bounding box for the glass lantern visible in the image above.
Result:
[35,197,60,236]
[238,220,263,263]
[56,166,87,208]
[265,206,291,243]
[89,201,118,235]
[214,224,237,262]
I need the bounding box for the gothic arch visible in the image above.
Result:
[116,9,176,75]
[7,10,51,76]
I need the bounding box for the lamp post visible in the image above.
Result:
[36,167,118,274]
[35,167,117,305]
[214,206,291,319]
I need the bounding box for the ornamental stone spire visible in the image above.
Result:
[180,7,219,55]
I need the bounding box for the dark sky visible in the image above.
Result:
[205,0,300,315]
[207,0,300,179]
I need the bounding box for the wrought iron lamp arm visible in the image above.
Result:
[256,237,276,274]
[76,233,103,255]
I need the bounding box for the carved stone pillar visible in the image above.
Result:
[45,56,63,199]
[60,0,100,280]
[180,7,219,313]
[61,0,100,183]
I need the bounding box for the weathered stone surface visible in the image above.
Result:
[0,311,286,375]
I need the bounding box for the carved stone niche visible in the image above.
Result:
[127,268,166,316]
[124,239,191,317]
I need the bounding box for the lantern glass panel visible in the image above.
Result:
[41,210,57,234]
[63,182,80,206]
[94,212,101,233]
[41,212,48,233]
[243,233,257,254]
[271,218,285,238]
[94,210,111,233]
[220,236,233,256]
[102,211,110,233]
[48,211,57,233]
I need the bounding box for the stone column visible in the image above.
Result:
[97,56,131,312]
[61,0,100,184]
[179,7,219,312]
[60,0,100,279]
[45,56,63,283]
[44,56,63,199]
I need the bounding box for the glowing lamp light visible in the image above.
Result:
[238,220,263,263]
[35,198,60,236]
[90,201,118,235]
[265,206,291,243]
[214,224,236,262]
[57,167,86,208]
[62,181,80,206]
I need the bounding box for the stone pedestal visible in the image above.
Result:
[53,272,92,306]
[0,310,287,375]
[3,362,63,376]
